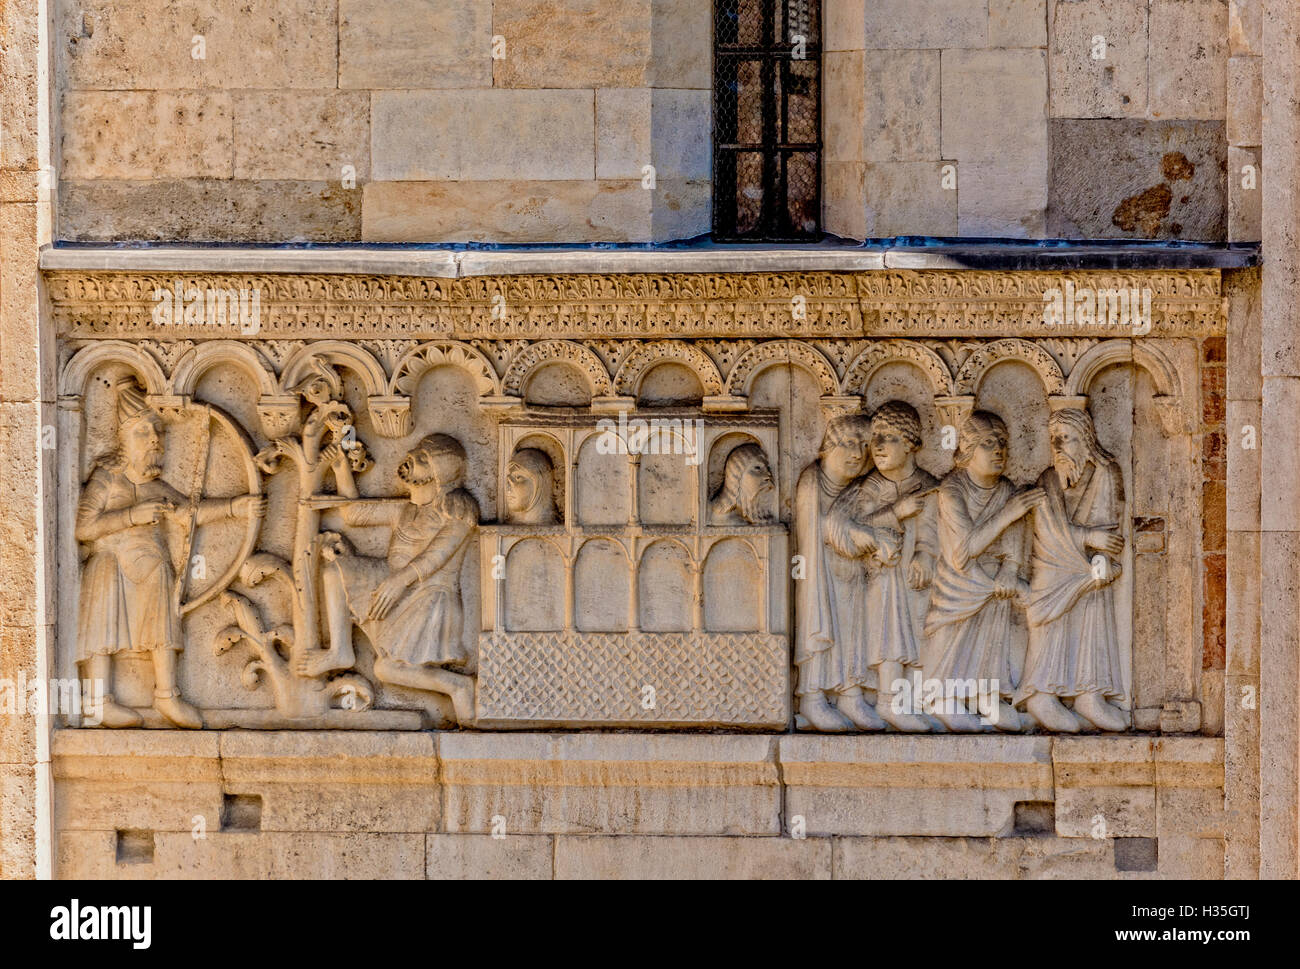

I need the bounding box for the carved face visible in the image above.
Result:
[966,433,1008,480]
[870,427,914,474]
[121,414,165,480]
[398,448,438,488]
[302,377,333,407]
[1051,423,1089,488]
[733,453,776,523]
[822,438,869,484]
[505,459,540,518]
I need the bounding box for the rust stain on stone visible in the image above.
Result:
[1161,152,1195,181]
[1112,184,1173,235]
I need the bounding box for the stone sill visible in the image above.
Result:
[39,241,1260,277]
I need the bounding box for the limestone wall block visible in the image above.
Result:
[1154,737,1225,839]
[233,92,369,182]
[1226,531,1260,675]
[823,52,864,164]
[863,50,941,163]
[596,89,652,179]
[439,733,781,836]
[218,732,440,833]
[492,0,653,89]
[52,730,224,832]
[1260,382,1300,531]
[0,764,36,879]
[942,49,1048,167]
[426,834,554,879]
[991,0,1048,48]
[58,179,362,242]
[650,89,711,182]
[555,835,831,879]
[363,180,650,243]
[780,735,1053,837]
[1053,737,1155,838]
[863,0,990,49]
[0,0,40,170]
[649,0,711,89]
[650,177,711,242]
[61,92,233,180]
[1228,145,1262,243]
[866,161,960,237]
[1149,0,1229,120]
[957,160,1047,237]
[1228,0,1261,56]
[339,0,492,89]
[1228,56,1262,145]
[823,161,867,240]
[59,0,337,90]
[1048,0,1148,118]
[824,0,866,52]
[1226,267,1262,399]
[372,90,595,182]
[1226,399,1261,531]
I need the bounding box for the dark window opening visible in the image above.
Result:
[713,0,822,242]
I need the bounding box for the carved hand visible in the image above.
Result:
[368,570,414,622]
[993,569,1021,599]
[893,492,926,521]
[1087,529,1125,557]
[1003,487,1045,525]
[131,497,175,525]
[874,528,902,565]
[908,554,934,590]
[231,495,268,519]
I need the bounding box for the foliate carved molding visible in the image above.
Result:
[47,270,1226,340]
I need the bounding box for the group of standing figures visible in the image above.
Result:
[794,401,1130,734]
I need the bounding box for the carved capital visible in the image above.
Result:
[257,394,301,440]
[1048,395,1090,412]
[367,395,413,438]
[933,395,976,430]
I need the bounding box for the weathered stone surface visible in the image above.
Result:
[596,89,652,179]
[824,52,864,164]
[59,0,337,90]
[59,179,363,242]
[651,177,711,241]
[824,161,867,240]
[1228,146,1262,243]
[781,736,1053,837]
[556,835,831,879]
[0,0,41,170]
[651,89,711,181]
[865,161,959,237]
[339,0,492,89]
[1155,737,1225,838]
[1048,0,1149,118]
[53,730,224,832]
[991,0,1048,47]
[834,835,1164,879]
[0,765,36,879]
[233,92,369,182]
[1047,119,1228,240]
[0,204,48,403]
[649,0,711,89]
[1229,0,1261,56]
[440,734,780,836]
[1228,56,1262,146]
[1054,737,1155,838]
[61,92,233,180]
[364,180,649,243]
[372,90,595,182]
[863,50,941,163]
[426,834,554,879]
[1149,0,1229,120]
[492,0,652,88]
[824,0,866,51]
[959,161,1047,237]
[863,0,989,49]
[1226,399,1261,531]
[57,830,426,879]
[218,732,440,832]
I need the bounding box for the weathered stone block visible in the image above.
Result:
[1226,399,1261,531]
[1228,145,1262,243]
[339,0,493,89]
[59,179,363,242]
[824,51,865,163]
[824,0,866,51]
[863,0,988,49]
[1226,531,1260,676]
[0,764,36,879]
[958,160,1047,237]
[371,90,595,182]
[863,50,941,163]
[942,49,1047,166]
[218,732,440,833]
[1047,119,1227,241]
[426,834,554,879]
[824,161,867,240]
[649,0,712,89]
[780,735,1053,837]
[57,830,426,879]
[1048,0,1148,118]
[1054,736,1155,838]
[866,161,960,237]
[0,0,40,170]
[53,730,224,832]
[492,0,652,88]
[59,0,337,90]
[991,0,1048,47]
[1229,0,1261,56]
[1226,266,1262,399]
[363,180,649,243]
[596,89,652,179]
[651,177,711,242]
[233,92,369,182]
[439,734,781,836]
[556,835,831,879]
[651,89,711,181]
[62,92,233,180]
[1227,56,1262,146]
[1149,0,1229,120]
[1155,737,1225,839]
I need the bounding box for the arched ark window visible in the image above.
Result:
[714,0,822,241]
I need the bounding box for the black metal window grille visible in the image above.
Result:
[713,0,822,242]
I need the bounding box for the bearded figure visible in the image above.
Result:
[1015,408,1129,732]
[504,448,559,525]
[314,433,480,725]
[76,377,265,728]
[709,443,777,526]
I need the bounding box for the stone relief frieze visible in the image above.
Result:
[52,272,1213,733]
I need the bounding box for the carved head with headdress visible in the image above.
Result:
[504,448,558,525]
[1048,408,1115,489]
[399,433,467,495]
[288,359,342,407]
[953,410,1010,477]
[710,443,776,525]
[110,376,166,480]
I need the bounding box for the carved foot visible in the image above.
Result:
[990,701,1022,732]
[293,648,353,679]
[1074,692,1127,732]
[155,693,203,729]
[878,699,932,732]
[836,691,887,731]
[797,691,855,732]
[1024,693,1082,733]
[94,696,144,729]
[448,678,476,728]
[932,709,990,732]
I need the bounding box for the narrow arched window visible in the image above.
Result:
[713,0,822,242]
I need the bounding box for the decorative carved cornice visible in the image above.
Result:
[45,269,1226,340]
